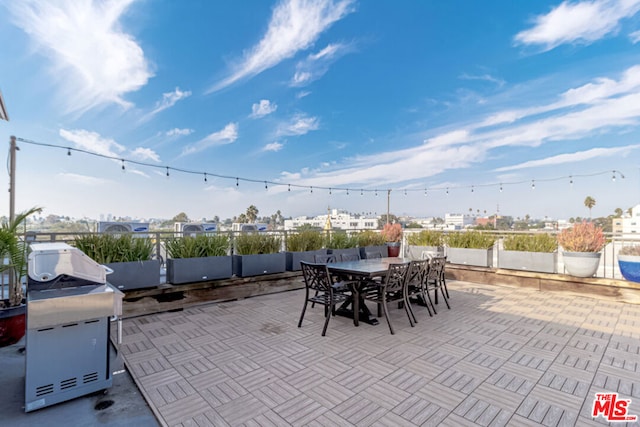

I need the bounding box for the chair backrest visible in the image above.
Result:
[340,253,361,262]
[426,255,446,282]
[314,254,337,264]
[300,261,333,293]
[365,251,383,259]
[382,263,411,293]
[407,259,428,288]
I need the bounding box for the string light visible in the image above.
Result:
[121,159,125,171]
[236,177,239,187]
[531,180,535,190]
[265,181,268,190]
[361,189,363,196]
[499,183,503,192]
[569,176,573,187]
[424,189,427,197]
[204,173,207,183]
[288,184,291,192]
[446,187,449,195]
[375,189,378,196]
[471,185,474,193]
[404,190,407,196]
[166,167,170,177]
[67,148,71,156]
[329,188,332,195]
[310,186,313,194]
[346,189,349,195]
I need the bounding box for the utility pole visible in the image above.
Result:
[9,135,17,223]
[386,189,391,225]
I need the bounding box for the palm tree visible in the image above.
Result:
[246,205,259,223]
[0,207,42,307]
[584,196,596,220]
[615,208,623,217]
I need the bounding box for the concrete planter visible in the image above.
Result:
[106,259,161,291]
[407,245,444,260]
[498,250,557,274]
[618,254,640,283]
[233,253,286,277]
[285,249,328,271]
[359,245,388,259]
[328,248,360,260]
[386,242,401,257]
[562,252,601,278]
[0,303,26,347]
[166,256,233,284]
[447,247,493,267]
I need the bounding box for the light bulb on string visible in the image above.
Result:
[499,183,503,193]
[471,185,474,193]
[329,188,332,195]
[531,180,535,190]
[121,159,125,171]
[236,178,239,187]
[310,186,313,194]
[166,167,170,178]
[204,173,207,183]
[424,189,427,197]
[288,184,291,192]
[404,190,407,196]
[375,190,378,196]
[446,187,449,195]
[612,171,616,182]
[265,181,268,190]
[569,176,573,187]
[361,189,363,196]
[67,148,71,156]
[346,189,349,195]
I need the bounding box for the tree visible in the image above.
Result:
[615,208,623,217]
[584,196,596,219]
[246,205,259,223]
[377,214,398,229]
[237,213,248,223]
[172,212,189,223]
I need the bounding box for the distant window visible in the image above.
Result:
[350,222,358,227]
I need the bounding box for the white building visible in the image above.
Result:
[621,204,640,234]
[444,213,475,229]
[284,209,378,231]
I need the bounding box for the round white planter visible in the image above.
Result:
[562,251,601,277]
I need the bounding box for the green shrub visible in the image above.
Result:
[73,234,154,263]
[355,230,386,247]
[235,233,281,255]
[165,234,229,258]
[324,232,358,249]
[407,230,443,246]
[286,230,324,252]
[446,231,494,249]
[503,233,557,253]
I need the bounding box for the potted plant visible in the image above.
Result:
[285,229,327,271]
[498,233,558,273]
[446,231,495,267]
[0,207,41,347]
[73,234,161,290]
[557,221,605,278]
[324,231,360,260]
[355,230,387,259]
[233,233,285,277]
[406,230,444,259]
[165,234,232,284]
[381,223,403,257]
[617,245,640,282]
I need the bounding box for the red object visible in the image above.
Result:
[0,305,26,347]
[387,245,401,257]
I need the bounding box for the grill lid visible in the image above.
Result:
[28,242,107,284]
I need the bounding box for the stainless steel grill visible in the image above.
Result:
[24,243,123,412]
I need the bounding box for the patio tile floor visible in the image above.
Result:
[118,281,640,426]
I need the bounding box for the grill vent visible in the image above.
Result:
[83,372,98,383]
[36,384,54,396]
[60,377,77,390]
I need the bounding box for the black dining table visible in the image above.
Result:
[327,257,411,326]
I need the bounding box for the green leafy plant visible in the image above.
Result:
[446,231,494,249]
[557,221,605,252]
[235,233,281,255]
[0,207,42,307]
[407,230,443,246]
[355,230,386,247]
[73,234,154,263]
[165,234,229,258]
[503,233,557,253]
[324,232,358,249]
[381,223,403,243]
[619,245,640,256]
[286,230,324,252]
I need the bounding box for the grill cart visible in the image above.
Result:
[24,243,123,412]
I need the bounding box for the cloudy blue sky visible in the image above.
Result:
[1,0,640,222]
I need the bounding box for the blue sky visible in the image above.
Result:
[1,0,640,222]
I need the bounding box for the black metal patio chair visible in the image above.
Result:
[405,259,434,319]
[425,255,450,312]
[314,254,337,264]
[298,261,350,336]
[361,263,413,334]
[340,253,361,262]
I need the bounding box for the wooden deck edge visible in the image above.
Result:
[446,264,640,304]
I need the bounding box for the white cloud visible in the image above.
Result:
[130,147,160,162]
[207,0,355,92]
[8,0,153,114]
[58,172,110,185]
[459,73,505,87]
[277,114,319,136]
[166,128,194,137]
[494,145,640,171]
[250,99,278,118]
[181,123,239,155]
[296,90,312,99]
[143,87,191,120]
[514,0,640,51]
[263,142,284,152]
[630,29,640,43]
[290,42,353,87]
[59,128,125,157]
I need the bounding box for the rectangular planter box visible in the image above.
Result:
[328,248,361,261]
[166,256,233,284]
[498,250,557,274]
[407,245,444,260]
[233,253,286,277]
[106,259,161,291]
[285,249,328,271]
[359,245,387,259]
[446,247,493,267]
